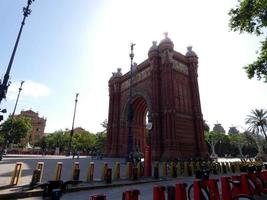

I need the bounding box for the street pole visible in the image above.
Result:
[0,0,35,105]
[127,43,135,162]
[0,81,25,160]
[67,93,79,156]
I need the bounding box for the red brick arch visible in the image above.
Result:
[106,36,207,160]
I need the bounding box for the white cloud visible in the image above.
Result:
[7,80,50,100]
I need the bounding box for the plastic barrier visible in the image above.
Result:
[90,194,107,200]
[113,162,120,180]
[167,185,175,200]
[153,185,165,200]
[192,180,203,200]
[10,162,23,185]
[86,162,94,182]
[175,183,187,200]
[122,189,140,200]
[53,162,63,181]
[101,162,108,181]
[207,179,220,200]
[240,173,252,196]
[221,176,232,200]
[71,162,80,181]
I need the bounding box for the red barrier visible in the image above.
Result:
[207,179,220,200]
[231,175,241,197]
[193,180,203,200]
[153,185,165,200]
[90,194,106,200]
[240,173,252,196]
[221,176,232,200]
[122,189,140,200]
[175,183,187,200]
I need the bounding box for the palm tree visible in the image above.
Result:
[245,109,267,140]
[245,109,267,159]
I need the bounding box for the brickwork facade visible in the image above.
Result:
[106,34,207,160]
[17,110,46,145]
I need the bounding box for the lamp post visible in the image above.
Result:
[126,43,135,162]
[0,81,25,160]
[67,93,79,156]
[0,0,35,105]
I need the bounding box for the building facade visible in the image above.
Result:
[106,34,207,160]
[17,110,46,145]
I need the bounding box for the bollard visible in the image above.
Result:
[137,162,141,178]
[183,162,188,177]
[86,162,94,182]
[222,162,227,174]
[31,169,41,185]
[207,179,220,200]
[105,168,112,184]
[101,162,108,181]
[177,161,182,177]
[167,186,175,200]
[53,162,63,181]
[153,163,159,179]
[71,162,80,181]
[122,189,140,200]
[10,162,23,185]
[175,183,187,200]
[126,162,133,179]
[90,194,107,200]
[162,162,167,177]
[113,162,120,180]
[189,161,195,176]
[153,185,165,200]
[170,162,177,178]
[36,162,44,182]
[132,167,138,180]
[51,188,61,200]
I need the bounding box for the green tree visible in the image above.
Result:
[205,131,225,158]
[245,109,267,140]
[0,117,32,147]
[229,133,248,157]
[245,109,267,159]
[229,0,267,82]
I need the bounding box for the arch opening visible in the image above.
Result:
[130,96,149,153]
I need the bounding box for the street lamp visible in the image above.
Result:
[126,43,135,162]
[0,0,35,106]
[0,81,25,160]
[67,93,79,156]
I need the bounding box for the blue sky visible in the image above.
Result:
[0,0,267,133]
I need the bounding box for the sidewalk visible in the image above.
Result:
[0,177,172,199]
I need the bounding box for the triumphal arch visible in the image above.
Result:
[106,34,207,160]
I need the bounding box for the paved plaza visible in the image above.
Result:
[0,154,126,186]
[1,155,267,200]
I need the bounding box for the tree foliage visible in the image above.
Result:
[0,117,32,146]
[229,0,267,82]
[245,108,267,140]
